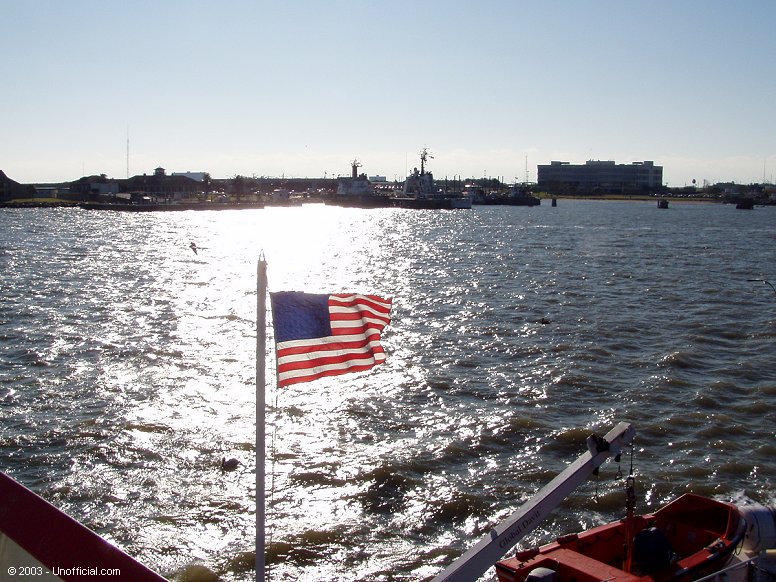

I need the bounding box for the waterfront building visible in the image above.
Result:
[537,160,663,192]
[172,171,208,182]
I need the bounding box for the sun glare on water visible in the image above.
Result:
[97,205,411,576]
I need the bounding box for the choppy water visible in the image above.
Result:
[1,201,774,581]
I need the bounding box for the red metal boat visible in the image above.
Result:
[432,423,776,582]
[495,493,747,582]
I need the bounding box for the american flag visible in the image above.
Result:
[270,292,392,387]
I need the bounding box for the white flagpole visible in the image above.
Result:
[256,257,267,580]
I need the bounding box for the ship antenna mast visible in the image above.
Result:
[525,154,529,184]
[420,147,433,174]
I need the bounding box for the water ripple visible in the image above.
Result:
[1,203,774,580]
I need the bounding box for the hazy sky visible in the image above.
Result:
[3,1,774,186]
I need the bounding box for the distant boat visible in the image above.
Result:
[658,198,669,209]
[463,183,487,204]
[265,188,303,206]
[327,159,393,208]
[474,184,540,207]
[336,159,373,197]
[270,188,291,203]
[393,148,472,209]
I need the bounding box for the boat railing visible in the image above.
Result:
[692,554,760,582]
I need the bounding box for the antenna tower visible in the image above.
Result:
[525,155,529,184]
[419,147,433,174]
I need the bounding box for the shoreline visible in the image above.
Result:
[2,195,768,210]
[540,194,721,203]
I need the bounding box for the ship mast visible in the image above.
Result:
[524,154,529,184]
[419,147,433,175]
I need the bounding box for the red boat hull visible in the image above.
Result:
[496,494,744,582]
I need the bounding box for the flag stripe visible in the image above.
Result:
[274,332,380,352]
[329,305,390,327]
[331,323,384,336]
[329,304,391,327]
[278,349,384,375]
[330,293,392,312]
[270,292,392,387]
[276,338,385,370]
[330,309,391,325]
[330,310,388,323]
[330,296,391,310]
[279,362,385,386]
[278,340,385,362]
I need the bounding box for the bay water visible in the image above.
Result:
[1,201,774,580]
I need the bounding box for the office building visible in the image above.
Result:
[537,160,663,191]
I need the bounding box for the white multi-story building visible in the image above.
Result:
[538,160,663,191]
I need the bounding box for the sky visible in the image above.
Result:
[2,0,775,187]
